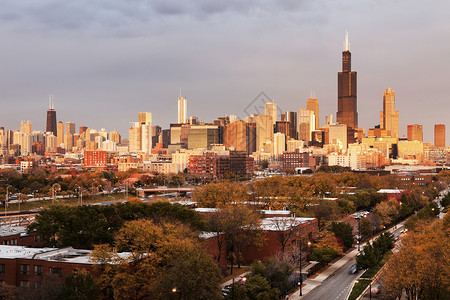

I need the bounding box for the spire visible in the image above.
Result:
[344,31,349,51]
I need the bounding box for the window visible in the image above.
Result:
[20,264,30,275]
[34,235,41,242]
[0,264,5,274]
[10,239,17,245]
[2,241,7,245]
[34,265,43,275]
[19,281,29,288]
[49,267,62,277]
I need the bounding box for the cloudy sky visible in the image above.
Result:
[1,0,449,143]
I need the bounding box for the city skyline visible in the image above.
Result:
[0,1,449,142]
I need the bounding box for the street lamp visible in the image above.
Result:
[75,186,83,206]
[299,239,311,296]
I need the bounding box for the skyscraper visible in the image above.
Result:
[265,102,277,127]
[407,124,423,142]
[178,96,187,124]
[307,98,319,130]
[57,121,64,147]
[281,111,298,140]
[20,121,32,134]
[298,108,315,142]
[129,112,152,153]
[435,124,445,147]
[380,88,399,138]
[337,32,358,143]
[46,95,57,135]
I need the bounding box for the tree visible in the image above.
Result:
[329,222,354,251]
[245,275,278,300]
[382,218,450,299]
[309,247,339,265]
[91,219,221,300]
[250,259,294,296]
[153,248,222,300]
[356,243,379,270]
[58,269,99,300]
[208,205,264,274]
[193,181,249,207]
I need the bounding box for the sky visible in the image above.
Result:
[0,0,449,143]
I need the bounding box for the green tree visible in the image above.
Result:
[329,222,354,250]
[58,269,99,300]
[245,275,278,300]
[308,247,339,265]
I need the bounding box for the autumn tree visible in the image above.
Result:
[92,219,221,300]
[382,216,450,299]
[193,181,249,207]
[208,205,264,274]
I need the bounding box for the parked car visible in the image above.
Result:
[349,264,358,274]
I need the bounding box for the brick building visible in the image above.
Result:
[189,151,254,178]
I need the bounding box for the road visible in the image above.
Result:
[302,225,405,300]
[302,257,358,300]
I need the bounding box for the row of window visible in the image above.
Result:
[0,264,62,277]
[2,239,18,245]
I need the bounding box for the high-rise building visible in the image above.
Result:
[307,98,319,130]
[187,125,221,150]
[20,121,32,134]
[129,112,152,153]
[273,132,286,158]
[79,126,88,139]
[407,124,423,142]
[57,121,64,147]
[435,124,445,147]
[255,114,273,152]
[380,88,399,138]
[337,32,358,143]
[66,122,75,135]
[46,95,57,135]
[281,111,298,139]
[298,108,315,142]
[265,102,277,127]
[110,131,121,144]
[223,120,256,155]
[178,96,187,124]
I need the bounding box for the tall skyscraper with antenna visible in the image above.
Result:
[178,91,187,124]
[337,32,358,144]
[46,94,57,135]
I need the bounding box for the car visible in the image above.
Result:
[222,285,232,296]
[371,284,380,294]
[349,264,358,274]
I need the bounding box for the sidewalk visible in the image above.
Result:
[288,248,360,299]
[288,223,405,299]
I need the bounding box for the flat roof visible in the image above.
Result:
[261,217,316,231]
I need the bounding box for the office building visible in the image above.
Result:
[129,112,152,153]
[20,121,32,134]
[407,124,423,142]
[307,98,319,130]
[223,121,256,155]
[298,108,315,142]
[273,132,286,158]
[57,121,64,147]
[337,32,358,143]
[187,125,221,150]
[435,124,445,147]
[178,96,187,124]
[255,114,273,152]
[379,88,399,138]
[46,95,57,135]
[265,102,277,127]
[281,111,298,139]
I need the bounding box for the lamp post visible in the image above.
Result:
[4,187,9,216]
[299,238,311,296]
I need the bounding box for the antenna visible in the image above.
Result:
[344,31,349,51]
[49,95,51,109]
[51,94,54,110]
[179,88,181,98]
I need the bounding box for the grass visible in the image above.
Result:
[348,279,371,300]
[348,251,393,299]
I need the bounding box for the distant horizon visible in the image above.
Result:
[0,1,449,143]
